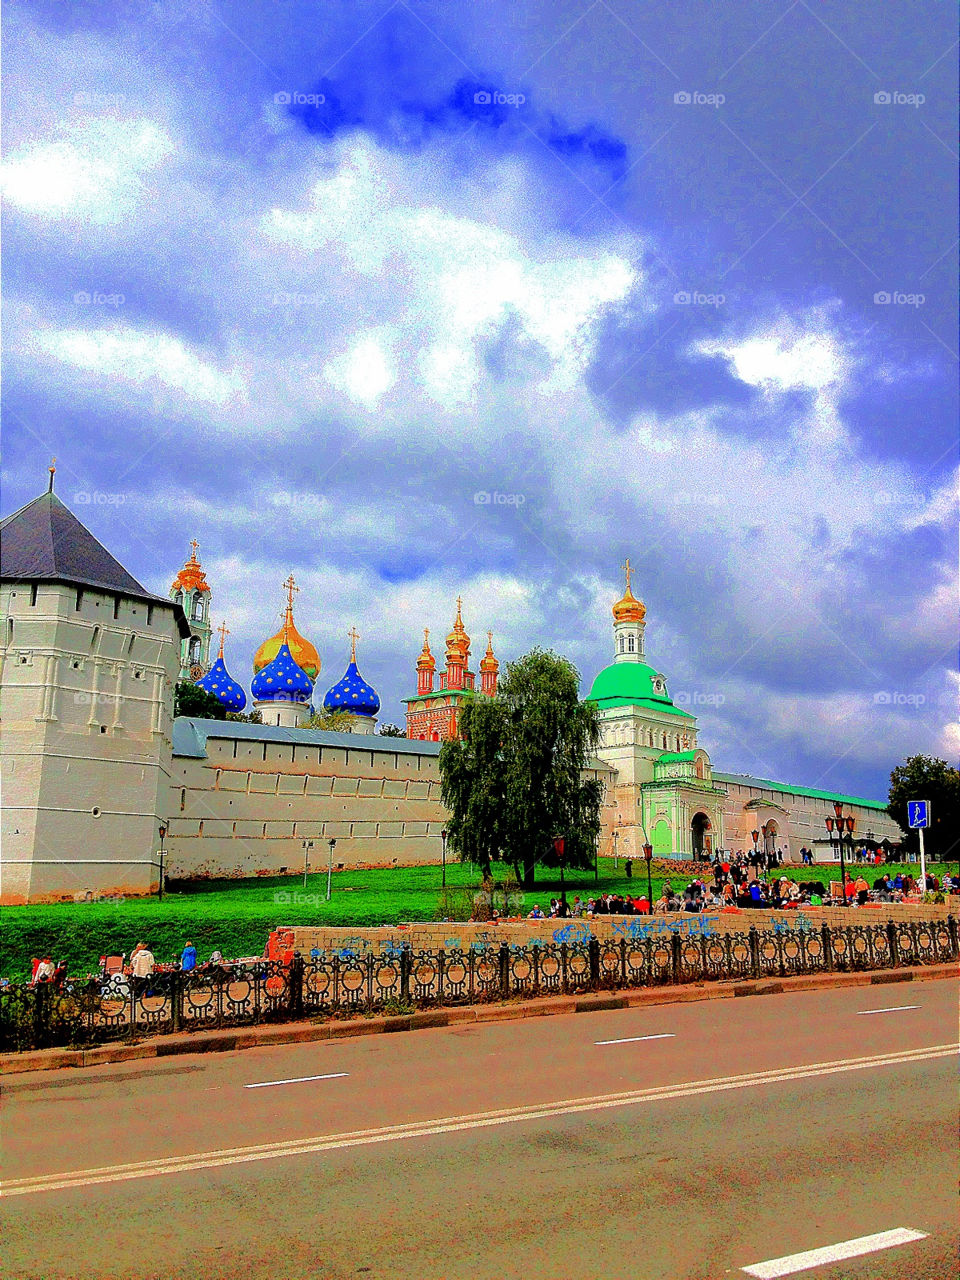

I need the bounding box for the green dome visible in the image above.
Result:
[586,662,694,718]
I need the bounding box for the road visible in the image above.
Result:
[2,981,956,1280]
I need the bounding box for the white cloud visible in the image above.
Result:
[1,119,173,222]
[30,325,244,406]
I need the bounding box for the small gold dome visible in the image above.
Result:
[612,559,645,623]
[445,596,470,661]
[253,575,320,680]
[417,629,436,671]
[480,632,499,673]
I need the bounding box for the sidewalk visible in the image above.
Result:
[3,961,955,1076]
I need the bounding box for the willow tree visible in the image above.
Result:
[440,648,603,887]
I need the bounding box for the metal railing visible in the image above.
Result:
[3,916,956,1053]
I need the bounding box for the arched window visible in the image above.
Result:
[189,637,201,663]
[175,591,183,606]
[618,635,624,653]
[192,594,204,622]
[662,733,667,749]
[627,635,635,653]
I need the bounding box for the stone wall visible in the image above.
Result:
[284,901,957,958]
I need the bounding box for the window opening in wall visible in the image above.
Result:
[72,659,81,670]
[198,821,204,836]
[262,822,267,836]
[7,619,13,644]
[113,596,120,620]
[30,583,38,606]
[75,589,83,611]
[100,725,108,734]
[628,635,635,652]
[147,604,154,626]
[180,788,186,811]
[90,625,100,651]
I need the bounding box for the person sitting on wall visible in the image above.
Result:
[653,892,671,915]
[528,904,544,919]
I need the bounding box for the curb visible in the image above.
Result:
[2,962,955,1077]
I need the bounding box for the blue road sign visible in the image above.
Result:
[907,800,930,829]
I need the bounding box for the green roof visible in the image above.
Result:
[657,750,698,762]
[713,772,889,812]
[586,661,695,718]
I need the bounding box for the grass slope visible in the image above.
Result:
[1,859,954,980]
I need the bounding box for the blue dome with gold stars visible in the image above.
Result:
[196,657,247,713]
[323,659,380,718]
[251,642,313,703]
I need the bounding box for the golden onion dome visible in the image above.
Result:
[445,596,470,660]
[612,559,645,623]
[612,584,646,624]
[253,575,320,680]
[416,629,436,671]
[479,632,498,673]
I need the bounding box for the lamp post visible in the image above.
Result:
[326,838,336,902]
[643,842,653,913]
[302,839,314,889]
[751,828,760,857]
[440,827,448,889]
[613,827,619,871]
[553,837,566,902]
[825,801,854,906]
[157,822,167,902]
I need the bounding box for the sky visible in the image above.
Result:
[2,0,957,801]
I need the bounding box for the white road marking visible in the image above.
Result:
[855,1005,920,1016]
[595,1034,676,1045]
[741,1227,929,1277]
[3,1043,954,1198]
[244,1073,349,1089]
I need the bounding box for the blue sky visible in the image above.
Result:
[2,0,956,799]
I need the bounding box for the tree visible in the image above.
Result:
[888,754,960,860]
[439,696,507,878]
[439,648,603,887]
[377,723,406,738]
[226,709,262,724]
[305,707,356,731]
[174,680,227,720]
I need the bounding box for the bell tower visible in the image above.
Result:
[170,540,212,680]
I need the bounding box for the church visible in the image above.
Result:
[0,478,900,901]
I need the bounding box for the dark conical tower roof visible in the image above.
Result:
[1,489,189,635]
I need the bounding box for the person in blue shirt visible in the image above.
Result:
[180,942,197,972]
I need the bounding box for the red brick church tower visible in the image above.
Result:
[404,599,499,740]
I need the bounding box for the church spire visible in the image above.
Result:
[612,559,646,664]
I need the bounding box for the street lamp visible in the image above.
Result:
[302,839,314,889]
[613,826,619,871]
[825,801,855,906]
[157,822,167,902]
[553,836,566,902]
[751,828,760,857]
[440,827,448,889]
[326,838,336,902]
[643,842,653,914]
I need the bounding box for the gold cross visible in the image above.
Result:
[621,557,632,591]
[283,574,299,608]
[190,538,200,560]
[216,621,229,657]
[48,457,56,492]
[348,626,360,662]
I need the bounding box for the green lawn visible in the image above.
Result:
[1,858,955,981]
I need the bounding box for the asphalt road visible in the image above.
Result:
[2,981,956,1280]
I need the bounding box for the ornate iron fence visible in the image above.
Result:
[3,916,956,1053]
